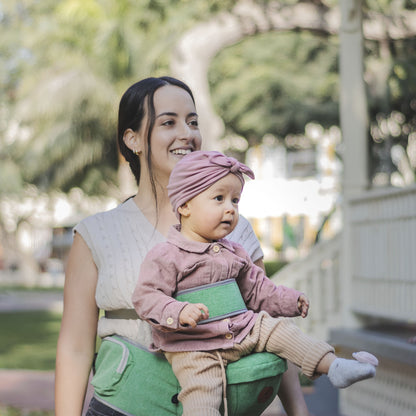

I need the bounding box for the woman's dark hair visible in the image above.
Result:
[117,76,195,194]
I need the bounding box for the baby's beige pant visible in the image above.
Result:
[165,312,334,416]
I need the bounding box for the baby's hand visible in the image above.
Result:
[297,295,309,318]
[179,303,209,328]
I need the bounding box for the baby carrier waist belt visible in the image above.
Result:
[175,278,247,324]
[105,309,139,320]
[105,278,247,324]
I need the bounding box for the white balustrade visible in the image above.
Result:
[349,185,416,322]
[270,234,342,342]
[270,184,416,341]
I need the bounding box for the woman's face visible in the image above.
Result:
[147,84,202,181]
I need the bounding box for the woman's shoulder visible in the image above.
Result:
[73,199,143,266]
[75,198,136,232]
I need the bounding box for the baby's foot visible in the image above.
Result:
[352,351,379,366]
[328,352,377,388]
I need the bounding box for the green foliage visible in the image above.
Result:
[365,34,416,184]
[264,260,288,277]
[299,372,314,387]
[0,310,61,370]
[1,0,238,196]
[0,156,23,195]
[209,31,340,146]
[1,0,415,197]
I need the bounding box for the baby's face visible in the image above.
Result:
[179,173,242,243]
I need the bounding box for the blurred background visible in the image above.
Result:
[0,1,415,415]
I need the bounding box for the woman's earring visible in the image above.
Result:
[134,149,142,156]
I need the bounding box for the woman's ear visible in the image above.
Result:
[178,202,191,218]
[123,129,143,154]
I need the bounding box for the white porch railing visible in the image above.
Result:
[349,185,416,322]
[270,234,342,342]
[270,184,416,341]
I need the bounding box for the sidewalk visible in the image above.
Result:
[0,369,93,414]
[0,290,63,313]
[0,369,55,411]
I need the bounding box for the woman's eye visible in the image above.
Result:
[189,119,199,127]
[162,119,174,126]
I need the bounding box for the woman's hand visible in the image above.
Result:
[179,303,209,328]
[297,295,310,318]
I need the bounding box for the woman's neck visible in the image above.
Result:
[133,177,178,237]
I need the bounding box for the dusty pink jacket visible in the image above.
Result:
[132,225,302,352]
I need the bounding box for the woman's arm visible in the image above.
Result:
[55,232,99,416]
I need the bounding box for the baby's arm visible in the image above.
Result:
[133,246,191,331]
[235,245,304,317]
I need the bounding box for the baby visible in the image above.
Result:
[133,150,377,416]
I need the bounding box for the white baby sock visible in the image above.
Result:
[328,358,376,388]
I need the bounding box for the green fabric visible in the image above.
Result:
[175,279,247,323]
[92,336,286,415]
[225,352,288,416]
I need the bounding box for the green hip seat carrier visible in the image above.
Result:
[92,336,287,416]
[94,280,286,415]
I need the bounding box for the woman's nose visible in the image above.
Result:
[178,122,192,140]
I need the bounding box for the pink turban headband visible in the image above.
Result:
[168,151,255,219]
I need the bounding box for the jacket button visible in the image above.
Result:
[225,333,233,340]
[167,317,174,325]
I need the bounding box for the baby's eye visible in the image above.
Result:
[232,197,240,204]
[214,195,223,201]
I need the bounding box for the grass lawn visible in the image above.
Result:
[0,310,62,371]
[0,407,53,416]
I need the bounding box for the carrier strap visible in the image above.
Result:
[105,279,247,324]
[105,309,139,320]
[175,278,247,324]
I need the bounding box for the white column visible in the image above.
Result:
[340,0,369,196]
[339,0,368,328]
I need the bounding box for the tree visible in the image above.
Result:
[2,0,241,195]
[364,0,416,185]
[171,0,416,184]
[2,0,174,196]
[209,31,339,146]
[3,0,416,195]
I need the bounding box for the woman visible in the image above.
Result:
[55,76,310,415]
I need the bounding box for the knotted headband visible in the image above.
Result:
[167,150,255,219]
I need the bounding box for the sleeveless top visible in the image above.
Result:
[74,197,264,348]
